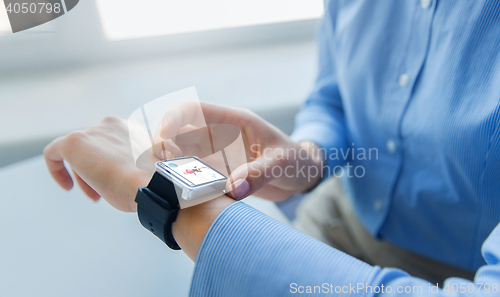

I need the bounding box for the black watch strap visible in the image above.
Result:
[135,172,181,250]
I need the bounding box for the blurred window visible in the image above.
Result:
[95,0,324,40]
[0,0,322,71]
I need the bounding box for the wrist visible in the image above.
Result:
[172,195,234,260]
[128,170,152,212]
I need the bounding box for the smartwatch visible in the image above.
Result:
[135,157,228,249]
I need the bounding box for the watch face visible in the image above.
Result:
[160,157,226,187]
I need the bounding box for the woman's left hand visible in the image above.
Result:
[43,116,153,212]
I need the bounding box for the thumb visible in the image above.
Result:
[226,154,286,200]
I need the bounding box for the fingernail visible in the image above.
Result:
[160,150,173,160]
[165,150,173,160]
[229,179,250,200]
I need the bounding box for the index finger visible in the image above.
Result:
[159,101,247,140]
[159,101,206,140]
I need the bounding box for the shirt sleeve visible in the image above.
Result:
[291,0,349,173]
[190,201,383,296]
[190,202,500,297]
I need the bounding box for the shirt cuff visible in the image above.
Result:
[290,121,340,152]
[291,121,348,180]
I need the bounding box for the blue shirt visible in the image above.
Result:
[191,202,500,296]
[291,0,500,272]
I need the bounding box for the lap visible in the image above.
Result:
[293,177,475,286]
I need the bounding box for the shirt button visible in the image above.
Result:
[399,73,409,87]
[374,199,383,211]
[386,139,397,153]
[421,0,431,9]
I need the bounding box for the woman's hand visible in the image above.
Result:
[43,116,153,212]
[154,102,325,202]
[43,115,236,260]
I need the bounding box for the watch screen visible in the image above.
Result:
[162,157,226,187]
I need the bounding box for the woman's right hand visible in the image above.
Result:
[153,101,324,202]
